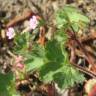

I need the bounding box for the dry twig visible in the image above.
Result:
[5,9,33,28]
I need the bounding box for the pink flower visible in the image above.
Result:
[6,27,15,39]
[29,16,38,29]
[15,56,23,63]
[16,63,24,69]
[15,56,24,69]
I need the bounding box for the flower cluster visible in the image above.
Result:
[6,15,39,40]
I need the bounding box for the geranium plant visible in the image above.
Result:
[0,5,90,96]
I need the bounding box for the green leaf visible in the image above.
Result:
[56,15,68,29]
[40,40,85,88]
[55,28,68,43]
[56,5,90,32]
[63,5,90,23]
[26,56,44,71]
[7,78,20,96]
[45,40,64,62]
[25,44,45,71]
[14,33,28,53]
[71,22,79,32]
[69,12,90,23]
[0,72,14,96]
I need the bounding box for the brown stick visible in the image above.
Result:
[67,29,96,71]
[37,26,46,46]
[69,43,96,78]
[84,45,96,56]
[5,9,33,28]
[75,38,96,70]
[79,29,96,43]
[80,35,96,43]
[72,63,96,78]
